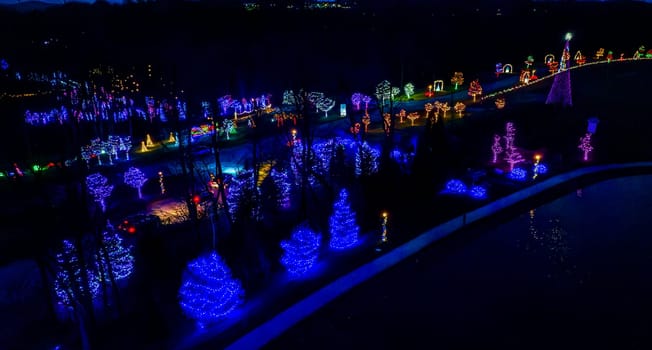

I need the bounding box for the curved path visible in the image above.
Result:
[221,161,652,350]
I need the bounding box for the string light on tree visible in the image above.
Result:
[280,223,322,277]
[329,188,360,250]
[355,141,380,177]
[53,239,101,306]
[123,167,148,199]
[158,171,166,194]
[86,173,114,212]
[454,102,466,117]
[491,134,503,163]
[96,230,135,281]
[178,251,244,328]
[403,82,415,99]
[270,168,292,209]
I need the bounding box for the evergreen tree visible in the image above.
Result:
[179,251,244,328]
[53,240,101,306]
[96,231,134,281]
[355,141,380,177]
[329,189,360,249]
[280,223,321,277]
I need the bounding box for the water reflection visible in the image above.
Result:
[521,209,575,279]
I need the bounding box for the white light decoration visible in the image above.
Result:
[433,80,444,92]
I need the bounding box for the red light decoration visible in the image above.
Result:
[127,226,136,234]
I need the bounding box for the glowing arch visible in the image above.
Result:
[502,64,513,74]
[544,54,555,64]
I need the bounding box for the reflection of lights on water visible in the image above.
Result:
[522,209,573,277]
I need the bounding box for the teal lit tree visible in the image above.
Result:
[280,223,322,277]
[96,231,134,281]
[329,188,359,249]
[178,251,244,328]
[53,239,101,306]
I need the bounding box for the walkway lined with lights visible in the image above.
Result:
[221,161,652,350]
[480,57,652,101]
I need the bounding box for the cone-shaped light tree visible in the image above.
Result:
[178,251,244,328]
[280,223,321,277]
[329,188,360,249]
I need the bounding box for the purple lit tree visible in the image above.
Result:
[578,133,593,161]
[329,188,359,250]
[123,167,148,199]
[362,95,372,112]
[351,93,364,111]
[178,251,244,328]
[491,134,503,163]
[86,173,113,212]
[280,223,322,277]
[53,239,101,306]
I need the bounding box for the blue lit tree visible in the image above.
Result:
[86,173,113,212]
[226,170,262,222]
[280,223,322,277]
[270,168,292,210]
[329,189,359,249]
[53,240,101,307]
[178,251,244,328]
[355,141,380,177]
[123,166,148,199]
[96,231,134,281]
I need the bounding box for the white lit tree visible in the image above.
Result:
[375,80,392,105]
[86,173,114,212]
[178,251,244,328]
[316,97,335,118]
[403,82,415,99]
[123,167,148,199]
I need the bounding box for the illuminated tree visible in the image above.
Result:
[403,83,415,99]
[503,123,524,171]
[491,134,503,163]
[270,168,292,209]
[450,72,464,90]
[280,223,322,277]
[391,87,401,99]
[375,80,392,105]
[226,170,262,222]
[407,112,419,126]
[362,95,372,112]
[179,251,244,328]
[53,240,101,306]
[86,173,114,212]
[351,92,364,110]
[96,230,134,281]
[578,133,593,161]
[468,79,483,102]
[316,97,335,118]
[123,167,148,199]
[495,97,506,109]
[439,102,451,118]
[355,141,380,177]
[329,188,359,249]
[454,102,466,116]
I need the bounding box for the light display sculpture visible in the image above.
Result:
[280,223,322,277]
[454,102,466,117]
[503,122,524,171]
[403,83,415,99]
[450,72,464,90]
[86,173,113,212]
[468,79,483,102]
[53,239,101,306]
[270,168,292,209]
[546,32,573,107]
[329,188,360,250]
[316,97,335,117]
[123,167,148,199]
[578,133,593,161]
[178,251,244,328]
[226,170,262,222]
[491,134,503,163]
[351,92,364,110]
[362,95,372,112]
[96,231,134,281]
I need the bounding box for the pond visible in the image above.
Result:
[264,174,652,349]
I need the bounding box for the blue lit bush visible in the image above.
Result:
[508,168,527,181]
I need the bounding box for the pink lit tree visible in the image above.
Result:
[123,166,148,199]
[491,134,502,163]
[503,122,524,171]
[578,133,593,161]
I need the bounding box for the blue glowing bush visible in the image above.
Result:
[445,179,467,194]
[508,168,527,181]
[469,185,488,199]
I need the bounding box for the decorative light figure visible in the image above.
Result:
[532,154,542,179]
[86,173,113,212]
[280,223,322,277]
[140,141,148,152]
[578,133,593,161]
[445,179,467,194]
[329,189,360,250]
[469,185,487,199]
[178,251,244,328]
[168,132,176,144]
[491,134,503,163]
[454,102,466,117]
[123,166,148,199]
[508,168,527,181]
[146,134,155,148]
[355,141,380,177]
[158,171,166,194]
[270,168,292,209]
[381,211,389,242]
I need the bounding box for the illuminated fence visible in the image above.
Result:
[480,57,652,101]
